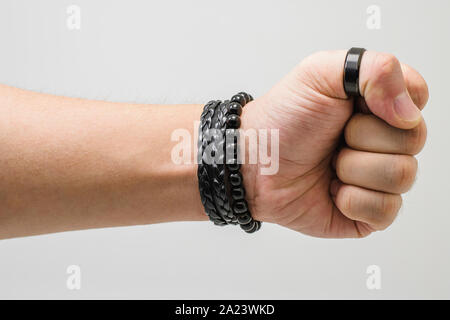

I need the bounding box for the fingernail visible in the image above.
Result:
[393,92,421,122]
[330,179,340,197]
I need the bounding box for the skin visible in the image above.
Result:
[0,50,428,240]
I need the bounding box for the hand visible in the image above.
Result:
[241,50,429,238]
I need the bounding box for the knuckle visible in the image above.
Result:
[388,156,418,192]
[403,121,427,154]
[380,194,402,216]
[340,188,354,215]
[376,53,400,78]
[374,195,402,230]
[411,83,429,109]
[364,53,402,97]
[419,81,430,107]
[411,75,430,109]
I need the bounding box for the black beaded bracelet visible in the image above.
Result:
[224,93,261,233]
[197,92,261,233]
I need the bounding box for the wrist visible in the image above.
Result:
[128,103,208,225]
[239,99,260,221]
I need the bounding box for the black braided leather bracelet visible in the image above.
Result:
[197,92,261,233]
[197,100,227,226]
[210,100,237,225]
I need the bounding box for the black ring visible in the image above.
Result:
[343,47,366,97]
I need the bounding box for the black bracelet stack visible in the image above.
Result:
[197,92,261,233]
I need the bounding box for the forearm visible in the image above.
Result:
[0,84,206,239]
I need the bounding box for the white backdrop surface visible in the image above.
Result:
[0,0,449,299]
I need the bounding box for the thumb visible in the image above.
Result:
[359,51,422,129]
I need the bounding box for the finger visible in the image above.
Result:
[359,51,423,129]
[345,114,427,155]
[295,50,425,129]
[330,180,402,231]
[355,63,428,113]
[336,148,418,194]
[400,63,429,110]
[294,50,426,128]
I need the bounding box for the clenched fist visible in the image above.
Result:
[0,50,428,240]
[241,50,428,238]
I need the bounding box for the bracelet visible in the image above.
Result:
[223,93,261,233]
[197,100,227,226]
[210,100,237,225]
[197,92,261,233]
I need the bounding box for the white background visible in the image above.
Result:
[0,0,449,299]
